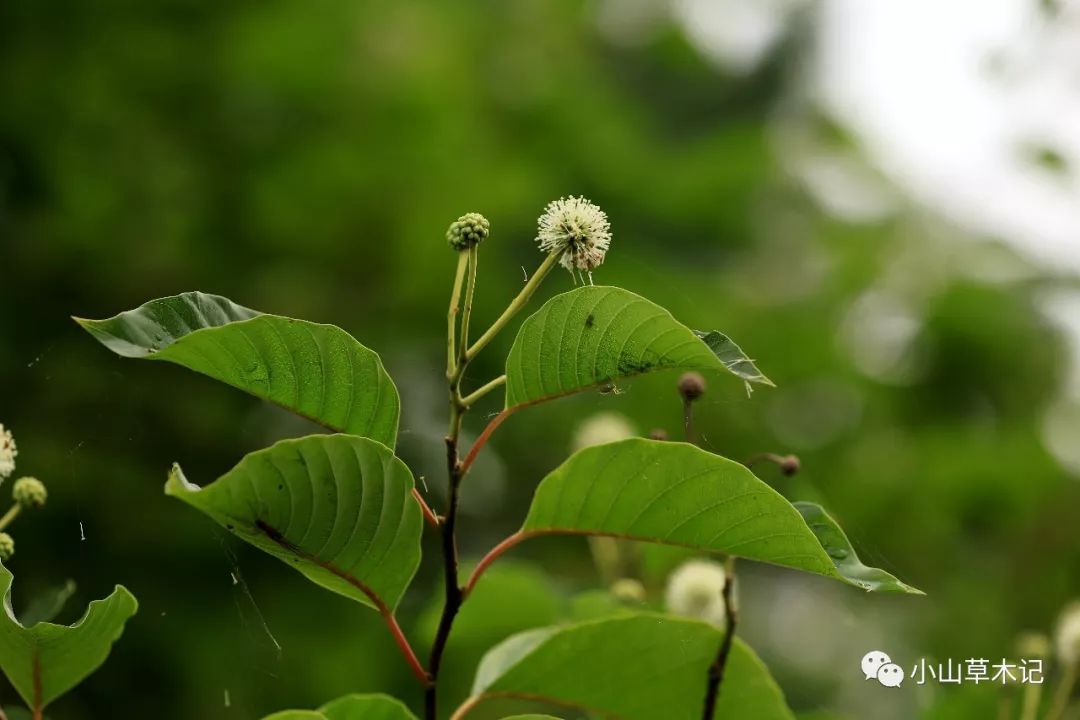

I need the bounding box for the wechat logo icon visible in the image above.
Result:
[862,650,904,687]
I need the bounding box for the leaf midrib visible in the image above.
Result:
[253,518,392,614]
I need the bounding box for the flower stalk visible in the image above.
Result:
[447,252,471,378]
[466,251,561,363]
[0,505,20,532]
[1047,663,1077,720]
[459,246,479,367]
[460,374,506,408]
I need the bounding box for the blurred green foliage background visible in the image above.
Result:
[2,1,1078,718]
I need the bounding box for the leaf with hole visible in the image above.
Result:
[462,615,793,720]
[166,434,422,610]
[0,563,137,715]
[76,292,400,447]
[503,286,771,409]
[516,439,920,593]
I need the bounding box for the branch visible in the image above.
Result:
[426,430,465,719]
[702,557,738,719]
[429,249,560,719]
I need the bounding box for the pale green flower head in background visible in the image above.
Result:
[572,411,636,453]
[665,559,728,628]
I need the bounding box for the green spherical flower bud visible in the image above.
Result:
[446,212,490,251]
[12,476,47,509]
[0,532,14,562]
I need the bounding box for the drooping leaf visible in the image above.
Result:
[467,615,793,720]
[693,330,774,393]
[794,502,922,594]
[76,292,400,447]
[503,286,771,409]
[166,434,422,610]
[320,693,419,719]
[0,563,137,714]
[518,439,920,593]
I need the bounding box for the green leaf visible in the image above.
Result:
[0,563,137,714]
[320,693,418,719]
[503,286,771,409]
[794,502,922,594]
[261,694,419,720]
[567,590,636,622]
[693,330,774,392]
[19,580,77,627]
[75,292,400,447]
[166,434,422,610]
[520,439,920,593]
[467,615,793,720]
[2,708,37,720]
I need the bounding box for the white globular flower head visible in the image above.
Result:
[1055,601,1080,666]
[537,196,612,273]
[665,559,728,628]
[572,412,636,452]
[0,424,16,481]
